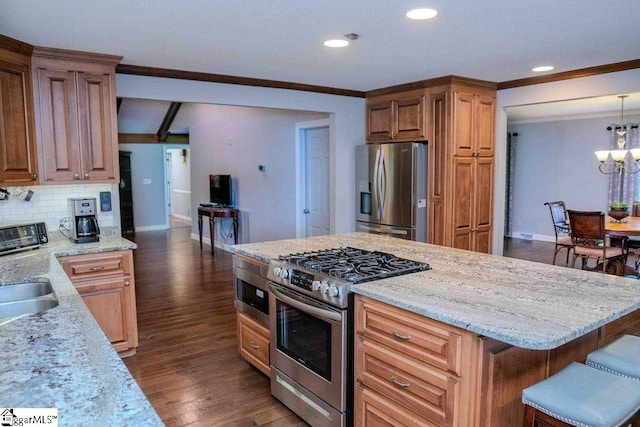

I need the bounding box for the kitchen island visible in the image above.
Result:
[232,232,640,426]
[0,232,162,426]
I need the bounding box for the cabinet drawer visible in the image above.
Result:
[355,385,439,427]
[356,337,458,426]
[58,250,132,281]
[356,295,462,374]
[237,312,270,376]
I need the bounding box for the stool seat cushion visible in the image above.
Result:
[587,335,640,381]
[522,362,640,427]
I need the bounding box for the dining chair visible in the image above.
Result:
[544,201,572,266]
[567,210,628,275]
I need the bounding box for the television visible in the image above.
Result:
[209,174,233,207]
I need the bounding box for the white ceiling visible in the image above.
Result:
[2,0,640,93]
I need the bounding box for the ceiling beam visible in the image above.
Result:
[118,133,158,144]
[157,102,182,142]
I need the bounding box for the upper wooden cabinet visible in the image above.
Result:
[0,36,39,185]
[366,90,426,142]
[32,47,122,184]
[452,91,495,157]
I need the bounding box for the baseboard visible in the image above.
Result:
[135,224,169,232]
[508,233,556,243]
[190,233,234,253]
[170,213,192,223]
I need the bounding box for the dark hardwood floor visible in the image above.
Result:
[123,228,306,427]
[123,230,640,425]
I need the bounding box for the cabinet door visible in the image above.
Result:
[355,386,435,427]
[452,92,475,157]
[451,157,474,251]
[0,59,38,185]
[76,72,118,181]
[34,68,81,182]
[395,95,426,140]
[476,95,495,157]
[75,276,138,353]
[473,157,494,253]
[367,101,394,142]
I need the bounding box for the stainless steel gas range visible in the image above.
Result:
[267,247,430,427]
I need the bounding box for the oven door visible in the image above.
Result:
[269,282,347,420]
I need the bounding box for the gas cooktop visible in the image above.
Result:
[268,247,431,308]
[279,247,430,284]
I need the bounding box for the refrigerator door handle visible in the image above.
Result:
[379,148,387,217]
[373,148,381,220]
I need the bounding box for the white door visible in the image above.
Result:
[304,127,330,237]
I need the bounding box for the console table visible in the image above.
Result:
[197,206,239,253]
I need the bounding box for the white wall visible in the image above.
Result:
[495,68,640,254]
[186,103,326,242]
[116,74,366,243]
[508,113,640,241]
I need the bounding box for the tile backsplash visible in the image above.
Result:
[0,184,119,234]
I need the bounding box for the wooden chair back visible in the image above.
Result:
[567,210,605,245]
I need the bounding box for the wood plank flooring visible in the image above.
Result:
[123,228,306,427]
[123,230,640,425]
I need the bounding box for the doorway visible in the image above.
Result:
[165,147,192,229]
[296,120,331,237]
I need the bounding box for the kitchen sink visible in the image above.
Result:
[0,280,59,320]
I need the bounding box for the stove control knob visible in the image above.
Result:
[279,268,290,279]
[328,286,340,298]
[312,280,322,291]
[320,282,330,294]
[273,267,281,277]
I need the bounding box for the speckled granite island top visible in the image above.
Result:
[0,233,162,426]
[232,232,640,350]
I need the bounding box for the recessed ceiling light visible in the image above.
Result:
[532,65,554,72]
[406,8,438,20]
[324,39,349,48]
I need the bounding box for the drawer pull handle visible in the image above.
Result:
[390,376,410,388]
[90,267,105,271]
[249,342,260,349]
[391,330,411,340]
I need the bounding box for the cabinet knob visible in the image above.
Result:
[73,173,80,180]
[32,173,38,181]
[124,280,130,287]
[84,173,90,179]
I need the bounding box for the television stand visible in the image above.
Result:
[197,206,239,253]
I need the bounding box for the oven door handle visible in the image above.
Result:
[269,284,343,322]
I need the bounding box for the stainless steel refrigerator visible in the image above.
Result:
[356,142,427,241]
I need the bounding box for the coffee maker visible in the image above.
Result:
[69,198,100,243]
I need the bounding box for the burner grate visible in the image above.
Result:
[279,247,430,283]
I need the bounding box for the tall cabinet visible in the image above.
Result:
[31,47,122,184]
[0,35,39,185]
[366,77,496,253]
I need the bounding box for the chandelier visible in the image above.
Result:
[595,95,640,174]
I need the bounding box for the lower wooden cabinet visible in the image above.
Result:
[354,294,603,426]
[58,250,139,357]
[237,312,270,375]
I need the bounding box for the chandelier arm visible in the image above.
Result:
[598,162,617,175]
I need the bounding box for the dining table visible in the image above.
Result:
[606,216,640,277]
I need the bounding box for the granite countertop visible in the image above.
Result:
[0,232,162,426]
[232,232,640,350]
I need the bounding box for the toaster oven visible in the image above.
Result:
[0,222,49,256]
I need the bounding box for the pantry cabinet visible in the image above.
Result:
[31,47,121,184]
[58,250,139,357]
[427,81,496,253]
[366,90,426,142]
[0,35,39,185]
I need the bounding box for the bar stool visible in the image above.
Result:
[586,334,640,381]
[522,362,640,427]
